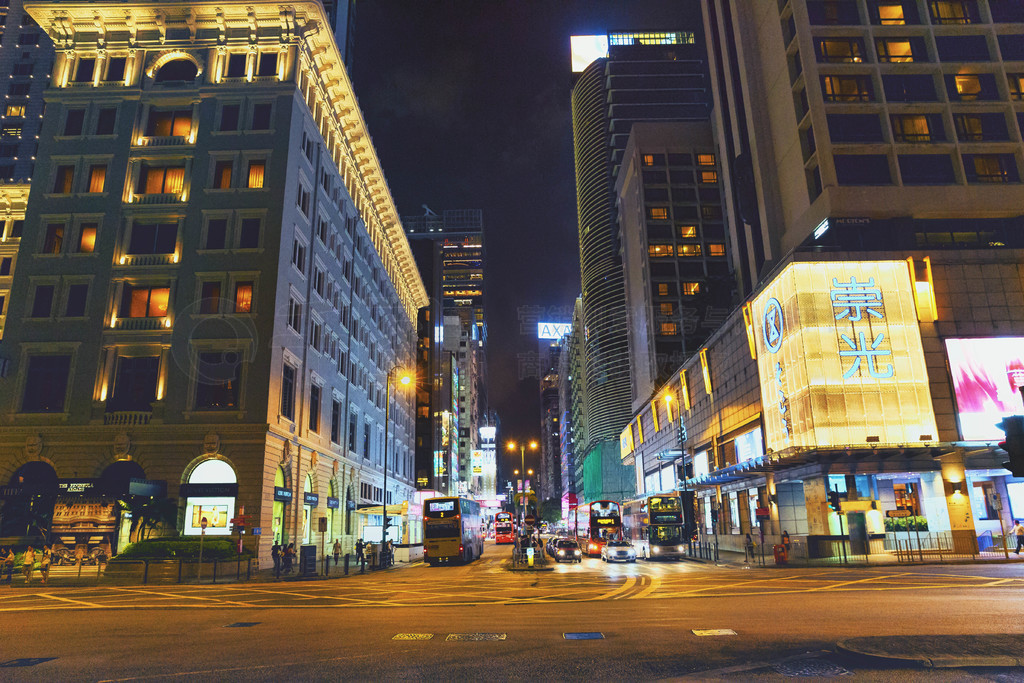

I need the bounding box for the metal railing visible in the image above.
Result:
[39,558,254,586]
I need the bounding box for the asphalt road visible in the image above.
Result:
[2,541,1023,681]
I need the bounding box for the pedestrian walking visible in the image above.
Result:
[333,539,342,566]
[744,533,755,562]
[355,538,365,565]
[1012,519,1024,555]
[283,543,295,573]
[22,546,36,585]
[271,543,282,578]
[1,547,12,583]
[40,546,51,585]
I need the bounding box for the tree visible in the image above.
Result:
[119,497,179,543]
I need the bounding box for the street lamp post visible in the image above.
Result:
[507,439,538,528]
[381,367,413,568]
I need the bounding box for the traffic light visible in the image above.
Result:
[828,490,842,512]
[997,415,1024,477]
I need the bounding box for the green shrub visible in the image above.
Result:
[883,515,929,532]
[112,537,253,561]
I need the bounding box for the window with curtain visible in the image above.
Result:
[141,166,185,194]
[87,165,106,193]
[247,160,265,189]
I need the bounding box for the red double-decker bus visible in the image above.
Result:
[574,500,621,557]
[494,511,515,544]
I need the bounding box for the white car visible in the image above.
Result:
[601,540,636,563]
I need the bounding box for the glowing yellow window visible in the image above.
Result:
[697,154,716,166]
[648,244,672,258]
[701,170,718,183]
[682,282,700,296]
[642,154,655,166]
[5,105,25,117]
[78,224,97,253]
[876,4,905,24]
[247,160,265,189]
[678,244,702,257]
[659,303,674,316]
[955,75,981,100]
[708,243,726,257]
[648,207,669,220]
[679,225,697,238]
[878,39,913,63]
[87,165,106,193]
[657,283,670,296]
[1010,75,1024,101]
[660,322,679,336]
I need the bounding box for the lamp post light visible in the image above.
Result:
[381,366,414,564]
[507,440,538,526]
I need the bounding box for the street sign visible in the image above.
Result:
[252,527,262,536]
[524,515,536,526]
[318,516,328,532]
[229,515,253,525]
[200,517,208,530]
[886,509,912,518]
[988,491,1003,512]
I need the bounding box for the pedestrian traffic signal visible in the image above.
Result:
[997,415,1024,478]
[828,490,842,512]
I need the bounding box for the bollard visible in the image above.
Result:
[246,558,252,581]
[344,553,350,575]
[142,559,149,585]
[213,558,218,584]
[360,555,366,574]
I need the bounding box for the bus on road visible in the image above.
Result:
[574,500,621,557]
[423,496,484,565]
[622,492,697,560]
[494,511,515,544]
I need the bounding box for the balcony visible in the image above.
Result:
[130,193,184,205]
[135,135,191,148]
[112,317,168,331]
[119,254,177,267]
[104,410,152,426]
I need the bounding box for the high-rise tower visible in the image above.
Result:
[570,30,711,502]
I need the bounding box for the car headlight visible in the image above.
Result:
[558,550,564,555]
[574,550,581,556]
[678,545,684,552]
[652,546,659,553]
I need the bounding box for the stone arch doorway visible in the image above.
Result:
[2,461,57,537]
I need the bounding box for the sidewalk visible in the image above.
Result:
[683,546,1024,569]
[253,556,419,583]
[837,635,1024,668]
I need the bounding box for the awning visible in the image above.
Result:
[683,454,774,488]
[355,503,407,516]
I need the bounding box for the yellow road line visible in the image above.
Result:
[593,576,636,601]
[803,574,903,592]
[41,593,102,608]
[631,577,661,600]
[108,587,252,606]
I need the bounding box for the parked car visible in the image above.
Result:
[551,538,582,563]
[601,540,636,563]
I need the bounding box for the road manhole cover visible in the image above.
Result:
[446,633,507,641]
[224,622,260,628]
[564,632,605,640]
[393,634,434,640]
[774,658,852,677]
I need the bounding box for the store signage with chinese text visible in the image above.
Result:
[752,261,936,451]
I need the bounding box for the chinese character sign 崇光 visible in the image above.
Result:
[752,261,937,451]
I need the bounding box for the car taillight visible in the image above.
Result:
[423,549,428,556]
[459,544,464,553]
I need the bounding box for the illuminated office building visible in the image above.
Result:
[0,1,427,564]
[0,0,54,183]
[618,0,1024,560]
[570,30,711,502]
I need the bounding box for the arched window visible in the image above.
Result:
[302,474,314,544]
[183,459,236,536]
[155,58,198,83]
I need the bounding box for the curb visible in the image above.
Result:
[836,639,1024,668]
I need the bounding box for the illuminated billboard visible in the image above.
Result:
[570,35,608,72]
[537,322,571,340]
[752,261,937,451]
[945,337,1024,441]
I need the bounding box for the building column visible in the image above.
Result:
[940,448,979,555]
[803,476,831,536]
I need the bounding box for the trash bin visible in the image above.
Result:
[299,545,317,576]
[773,543,788,565]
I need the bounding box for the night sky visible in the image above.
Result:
[352,1,689,473]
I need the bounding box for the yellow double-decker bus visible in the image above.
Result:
[423,496,484,565]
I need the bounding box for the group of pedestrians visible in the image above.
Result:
[0,545,52,585]
[270,542,297,578]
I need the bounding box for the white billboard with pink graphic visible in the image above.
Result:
[945,337,1024,442]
